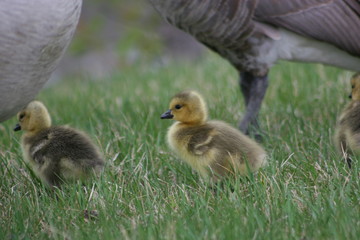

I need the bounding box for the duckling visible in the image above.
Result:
[14,101,105,187]
[334,73,360,168]
[161,90,267,182]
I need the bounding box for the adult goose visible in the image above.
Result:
[149,0,360,136]
[0,0,82,122]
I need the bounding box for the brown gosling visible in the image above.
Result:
[161,90,267,182]
[14,101,105,187]
[334,73,360,168]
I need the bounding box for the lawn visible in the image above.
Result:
[0,53,359,239]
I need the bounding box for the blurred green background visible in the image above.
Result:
[52,0,204,82]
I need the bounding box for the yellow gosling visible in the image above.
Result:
[14,101,105,187]
[161,90,267,182]
[334,73,360,168]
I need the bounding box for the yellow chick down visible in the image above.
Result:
[161,90,267,182]
[334,73,360,168]
[14,101,105,187]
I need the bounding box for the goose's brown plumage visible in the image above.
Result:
[255,0,360,56]
[150,0,360,136]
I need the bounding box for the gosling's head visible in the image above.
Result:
[161,90,208,125]
[349,73,360,100]
[14,101,52,133]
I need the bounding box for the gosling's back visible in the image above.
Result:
[168,120,266,179]
[22,126,104,186]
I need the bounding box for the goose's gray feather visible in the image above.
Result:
[0,0,82,122]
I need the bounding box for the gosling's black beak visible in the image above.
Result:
[349,94,352,99]
[13,123,21,131]
[161,109,174,119]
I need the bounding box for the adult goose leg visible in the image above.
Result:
[239,71,268,139]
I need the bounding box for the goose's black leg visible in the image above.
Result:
[346,157,352,169]
[239,71,268,139]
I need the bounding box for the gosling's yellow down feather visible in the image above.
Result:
[14,101,105,187]
[334,73,360,168]
[161,90,267,181]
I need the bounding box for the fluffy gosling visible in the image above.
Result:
[334,73,360,168]
[14,101,105,187]
[161,90,267,182]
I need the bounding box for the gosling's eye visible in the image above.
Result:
[352,85,355,89]
[175,104,182,110]
[19,113,25,120]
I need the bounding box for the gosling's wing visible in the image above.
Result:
[187,128,218,156]
[25,127,84,166]
[254,0,360,56]
[27,130,53,165]
[344,103,360,133]
[46,127,104,171]
[31,149,48,165]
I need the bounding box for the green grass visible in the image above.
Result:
[1,52,359,239]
